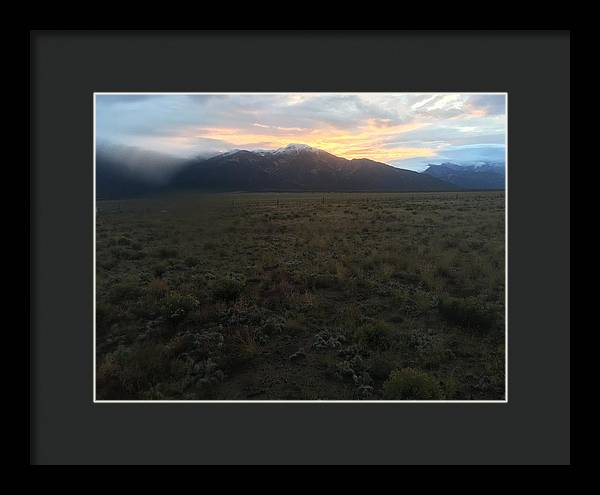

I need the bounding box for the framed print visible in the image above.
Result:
[30,30,570,465]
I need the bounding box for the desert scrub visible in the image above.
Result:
[191,357,225,389]
[440,374,459,400]
[166,330,226,363]
[115,235,132,246]
[108,278,144,304]
[353,320,394,350]
[334,260,351,283]
[393,287,436,316]
[223,297,262,326]
[438,295,496,331]
[338,304,364,332]
[368,354,398,381]
[211,278,244,302]
[96,191,505,400]
[152,246,178,259]
[312,329,346,350]
[152,262,168,278]
[160,292,200,324]
[382,368,441,400]
[284,318,305,333]
[97,343,172,398]
[221,327,265,370]
[259,315,287,336]
[109,246,144,261]
[184,256,199,267]
[309,273,339,290]
[288,289,316,310]
[95,302,114,326]
[260,278,297,308]
[147,278,169,298]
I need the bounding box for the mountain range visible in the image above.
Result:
[423,162,505,190]
[96,144,504,199]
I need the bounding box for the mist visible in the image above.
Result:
[96,142,190,185]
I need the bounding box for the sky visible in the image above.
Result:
[96,93,506,171]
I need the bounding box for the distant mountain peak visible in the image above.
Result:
[272,143,319,154]
[426,161,505,171]
[217,144,320,158]
[423,161,505,190]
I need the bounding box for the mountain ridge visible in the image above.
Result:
[423,161,505,190]
[171,145,458,193]
[97,144,462,199]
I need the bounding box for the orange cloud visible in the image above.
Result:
[168,120,436,163]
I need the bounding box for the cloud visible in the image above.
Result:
[441,143,506,162]
[95,93,506,167]
[465,95,506,116]
[391,143,506,171]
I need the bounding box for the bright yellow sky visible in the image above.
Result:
[164,120,437,162]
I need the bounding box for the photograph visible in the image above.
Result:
[94,92,507,402]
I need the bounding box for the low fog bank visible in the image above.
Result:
[96,142,189,185]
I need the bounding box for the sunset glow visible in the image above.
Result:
[96,93,506,171]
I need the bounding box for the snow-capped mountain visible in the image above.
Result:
[170,144,458,193]
[245,144,319,157]
[423,161,505,190]
[271,143,318,154]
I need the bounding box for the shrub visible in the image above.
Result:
[221,327,263,370]
[108,279,143,304]
[260,315,286,335]
[211,278,243,302]
[95,302,110,322]
[438,295,495,331]
[369,355,396,381]
[310,273,338,290]
[152,263,168,278]
[185,256,199,267]
[97,343,170,398]
[261,277,295,307]
[192,358,225,389]
[153,247,178,259]
[147,278,169,298]
[161,292,200,324]
[284,318,304,333]
[95,302,118,333]
[116,236,131,246]
[441,375,459,400]
[312,329,345,350]
[353,320,393,350]
[383,368,441,400]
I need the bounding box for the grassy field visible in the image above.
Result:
[95,191,505,400]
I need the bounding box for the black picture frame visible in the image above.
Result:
[30,30,570,465]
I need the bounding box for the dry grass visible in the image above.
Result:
[96,191,505,400]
